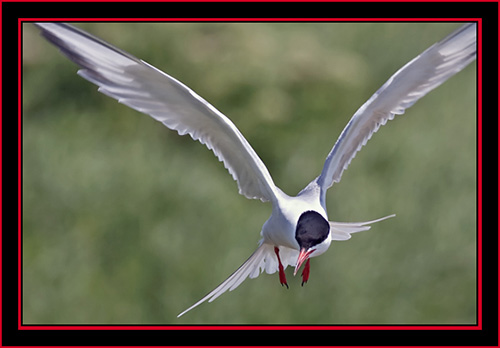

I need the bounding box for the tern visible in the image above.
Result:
[34,22,476,317]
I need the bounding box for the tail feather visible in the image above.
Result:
[178,214,395,317]
[329,214,395,241]
[177,243,275,317]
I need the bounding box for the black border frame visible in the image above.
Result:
[6,1,497,346]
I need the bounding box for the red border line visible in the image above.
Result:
[19,324,481,331]
[18,17,482,332]
[17,15,22,336]
[476,17,483,332]
[26,17,480,22]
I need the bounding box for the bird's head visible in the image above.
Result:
[293,210,331,275]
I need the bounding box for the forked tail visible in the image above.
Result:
[177,243,276,317]
[329,214,395,241]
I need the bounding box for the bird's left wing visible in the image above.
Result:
[177,243,276,317]
[34,23,279,203]
[316,23,476,196]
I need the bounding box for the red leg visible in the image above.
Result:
[274,247,288,289]
[301,258,310,286]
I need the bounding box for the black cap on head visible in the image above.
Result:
[295,211,330,249]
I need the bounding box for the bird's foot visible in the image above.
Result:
[274,247,289,289]
[301,258,310,286]
[278,263,288,289]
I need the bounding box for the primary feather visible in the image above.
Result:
[35,22,279,203]
[316,23,476,204]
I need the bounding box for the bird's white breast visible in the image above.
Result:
[260,192,327,250]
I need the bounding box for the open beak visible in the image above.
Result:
[294,248,315,276]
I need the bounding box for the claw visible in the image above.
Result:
[274,247,289,289]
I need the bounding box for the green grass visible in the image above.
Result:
[22,22,476,324]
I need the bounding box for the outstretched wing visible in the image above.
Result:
[35,23,279,202]
[177,243,277,317]
[316,23,476,194]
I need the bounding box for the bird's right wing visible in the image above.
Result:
[177,243,277,317]
[35,22,279,203]
[316,23,476,195]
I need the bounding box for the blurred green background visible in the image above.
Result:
[22,22,476,324]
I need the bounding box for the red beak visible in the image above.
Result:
[294,248,315,276]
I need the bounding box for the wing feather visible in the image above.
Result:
[35,23,278,203]
[317,23,476,194]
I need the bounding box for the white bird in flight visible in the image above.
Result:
[34,22,476,317]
